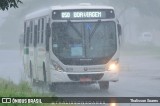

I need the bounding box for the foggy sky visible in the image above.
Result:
[0,0,160,49]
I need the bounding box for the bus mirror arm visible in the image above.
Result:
[117,24,122,36]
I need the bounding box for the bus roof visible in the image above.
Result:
[25,5,114,20]
[25,8,51,20]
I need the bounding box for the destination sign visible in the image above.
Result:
[52,9,115,20]
[61,11,102,18]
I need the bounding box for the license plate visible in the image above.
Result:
[80,77,92,82]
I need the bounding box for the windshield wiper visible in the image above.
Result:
[89,20,101,42]
[68,20,82,38]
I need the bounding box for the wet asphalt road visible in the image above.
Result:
[0,50,160,106]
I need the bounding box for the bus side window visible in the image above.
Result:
[30,21,33,44]
[38,19,40,44]
[34,25,38,47]
[46,23,50,51]
[26,27,30,47]
[41,18,44,43]
[24,22,26,45]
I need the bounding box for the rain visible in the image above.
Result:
[0,0,160,106]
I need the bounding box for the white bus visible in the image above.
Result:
[23,4,122,90]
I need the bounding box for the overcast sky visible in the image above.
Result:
[0,0,160,49]
[0,11,8,27]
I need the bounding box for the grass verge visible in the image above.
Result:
[0,78,72,106]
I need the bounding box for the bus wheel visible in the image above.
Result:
[49,83,58,92]
[98,81,109,90]
[43,63,47,83]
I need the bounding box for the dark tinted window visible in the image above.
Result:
[30,21,33,44]
[52,21,117,65]
[26,27,30,47]
[34,25,38,47]
[38,19,40,43]
[41,18,44,43]
[24,22,26,45]
[46,23,50,51]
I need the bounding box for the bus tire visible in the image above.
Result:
[49,83,58,92]
[99,81,109,90]
[43,63,47,83]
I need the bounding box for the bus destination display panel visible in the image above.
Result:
[52,9,115,20]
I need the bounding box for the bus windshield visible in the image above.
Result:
[52,21,117,65]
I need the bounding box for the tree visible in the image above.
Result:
[0,0,22,11]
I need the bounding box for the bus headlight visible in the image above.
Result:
[51,60,64,72]
[107,61,119,72]
[109,63,117,71]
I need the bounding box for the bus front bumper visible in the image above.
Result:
[50,70,119,83]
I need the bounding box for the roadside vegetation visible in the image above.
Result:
[0,78,72,106]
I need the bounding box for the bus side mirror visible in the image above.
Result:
[118,24,122,36]
[46,23,51,51]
